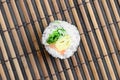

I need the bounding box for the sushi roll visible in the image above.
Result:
[42,20,80,59]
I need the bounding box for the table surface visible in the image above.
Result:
[0,0,120,80]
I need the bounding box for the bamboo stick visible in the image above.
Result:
[109,0,120,30]
[10,0,42,79]
[2,1,32,79]
[43,0,54,21]
[60,0,71,22]
[35,0,66,79]
[0,35,15,80]
[58,0,83,79]
[118,0,120,6]
[93,0,120,78]
[25,0,57,79]
[52,0,62,20]
[26,1,42,39]
[37,0,82,79]
[71,55,83,80]
[43,0,76,79]
[77,48,91,80]
[40,0,74,79]
[34,0,48,28]
[84,0,116,79]
[0,10,24,80]
[68,0,99,79]
[0,16,15,80]
[18,0,49,79]
[0,61,7,80]
[101,0,120,51]
[76,0,108,79]
[47,3,65,79]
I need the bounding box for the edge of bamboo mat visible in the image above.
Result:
[0,0,120,80]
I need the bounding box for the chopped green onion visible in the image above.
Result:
[47,28,66,44]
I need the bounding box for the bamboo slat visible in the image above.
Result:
[101,0,120,51]
[68,0,99,80]
[77,0,107,79]
[109,0,120,30]
[0,0,120,80]
[0,10,24,80]
[83,0,116,79]
[93,0,120,78]
[0,35,15,80]
[0,61,7,80]
[2,1,32,79]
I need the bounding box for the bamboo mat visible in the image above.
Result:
[0,0,120,80]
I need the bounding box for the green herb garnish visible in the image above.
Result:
[47,28,66,44]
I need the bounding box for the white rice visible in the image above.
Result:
[42,20,80,59]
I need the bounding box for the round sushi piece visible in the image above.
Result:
[42,20,80,59]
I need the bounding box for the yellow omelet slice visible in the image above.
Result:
[55,35,71,51]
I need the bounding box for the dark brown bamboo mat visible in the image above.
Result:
[0,0,120,80]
